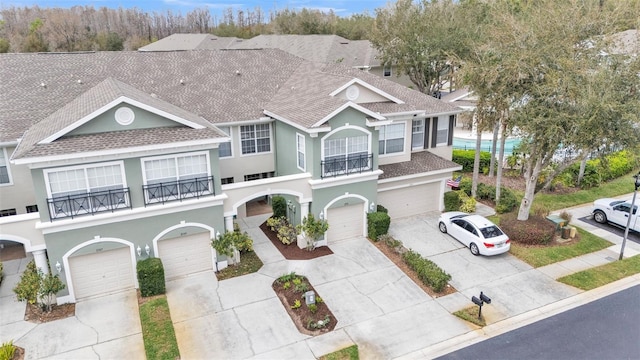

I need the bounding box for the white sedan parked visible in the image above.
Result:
[438,212,511,256]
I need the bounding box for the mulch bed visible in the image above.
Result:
[272,276,336,336]
[24,302,75,323]
[10,346,25,360]
[259,221,333,260]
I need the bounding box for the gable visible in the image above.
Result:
[330,78,404,105]
[67,104,182,137]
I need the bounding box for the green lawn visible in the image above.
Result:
[139,297,180,360]
[532,170,638,211]
[508,227,612,267]
[319,345,359,360]
[215,250,263,280]
[453,306,486,327]
[558,255,640,290]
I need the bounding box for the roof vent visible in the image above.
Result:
[180,79,185,85]
[40,82,46,88]
[235,70,241,76]
[77,79,83,84]
[150,93,158,98]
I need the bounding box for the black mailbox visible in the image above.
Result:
[480,292,491,304]
[471,296,483,306]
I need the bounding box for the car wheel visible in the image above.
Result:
[469,243,480,256]
[593,210,607,224]
[439,222,447,233]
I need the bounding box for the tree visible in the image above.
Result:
[22,18,48,52]
[14,260,66,312]
[96,31,124,51]
[370,0,482,95]
[297,214,329,251]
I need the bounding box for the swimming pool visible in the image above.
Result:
[452,137,521,156]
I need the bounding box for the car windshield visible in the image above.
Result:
[480,225,504,239]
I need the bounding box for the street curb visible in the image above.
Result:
[404,274,640,359]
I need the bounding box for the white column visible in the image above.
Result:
[300,202,310,221]
[225,216,234,233]
[32,249,49,275]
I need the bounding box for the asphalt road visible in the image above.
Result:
[579,216,640,244]
[438,285,640,360]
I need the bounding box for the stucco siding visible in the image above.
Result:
[68,105,179,136]
[0,146,37,215]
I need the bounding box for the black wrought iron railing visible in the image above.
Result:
[47,188,131,221]
[321,153,373,178]
[143,176,215,206]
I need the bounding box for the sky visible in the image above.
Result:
[0,0,392,17]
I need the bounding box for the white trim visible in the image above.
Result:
[60,237,137,304]
[329,78,404,105]
[377,178,443,192]
[296,133,306,171]
[0,233,42,252]
[213,117,273,127]
[37,194,227,234]
[378,122,406,156]
[221,172,311,191]
[225,188,309,217]
[312,102,386,128]
[320,124,372,161]
[43,160,127,200]
[322,193,369,243]
[309,170,383,189]
[365,118,394,127]
[0,147,14,186]
[263,110,331,134]
[217,126,233,159]
[238,123,273,157]
[13,139,221,166]
[377,166,462,184]
[40,97,206,144]
[152,222,217,270]
[0,141,19,147]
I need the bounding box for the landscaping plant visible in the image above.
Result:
[13,260,65,312]
[297,213,329,251]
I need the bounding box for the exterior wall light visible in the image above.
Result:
[55,261,62,273]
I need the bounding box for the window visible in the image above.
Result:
[383,65,392,77]
[323,135,370,177]
[379,123,405,155]
[241,124,271,155]
[244,172,275,182]
[436,117,449,145]
[26,205,38,213]
[412,119,424,150]
[218,126,232,158]
[0,208,16,217]
[45,162,129,219]
[142,152,213,204]
[221,177,234,185]
[0,148,12,185]
[296,133,306,171]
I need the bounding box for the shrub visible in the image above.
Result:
[459,177,472,195]
[212,231,254,256]
[459,192,476,213]
[13,260,66,312]
[0,340,16,360]
[297,214,329,251]
[307,303,318,313]
[266,217,297,245]
[532,204,551,217]
[495,187,518,214]
[559,210,573,223]
[444,190,462,212]
[137,257,166,297]
[271,196,287,218]
[452,149,492,172]
[500,214,556,245]
[376,204,389,213]
[277,272,299,283]
[367,211,391,240]
[291,299,301,309]
[402,250,451,292]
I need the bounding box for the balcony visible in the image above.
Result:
[321,153,373,178]
[47,188,131,221]
[143,176,215,206]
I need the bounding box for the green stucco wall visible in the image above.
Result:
[67,104,179,136]
[310,179,377,214]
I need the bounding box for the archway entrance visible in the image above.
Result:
[0,240,26,261]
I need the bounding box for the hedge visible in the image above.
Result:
[367,212,391,240]
[271,196,287,218]
[452,149,492,173]
[137,257,166,297]
[402,250,451,292]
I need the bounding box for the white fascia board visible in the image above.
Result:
[214,117,274,127]
[311,102,386,128]
[37,193,228,234]
[263,110,331,135]
[448,90,474,102]
[330,78,405,104]
[13,138,220,167]
[0,141,19,147]
[425,109,467,118]
[39,96,206,144]
[365,118,394,127]
[382,110,427,118]
[377,166,462,184]
[308,170,383,189]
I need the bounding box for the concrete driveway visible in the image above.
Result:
[0,255,144,360]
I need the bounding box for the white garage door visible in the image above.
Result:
[326,203,365,242]
[70,247,135,300]
[159,232,213,280]
[378,182,440,219]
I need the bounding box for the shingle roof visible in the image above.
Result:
[13,77,220,159]
[139,34,241,51]
[379,151,461,179]
[1,49,461,159]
